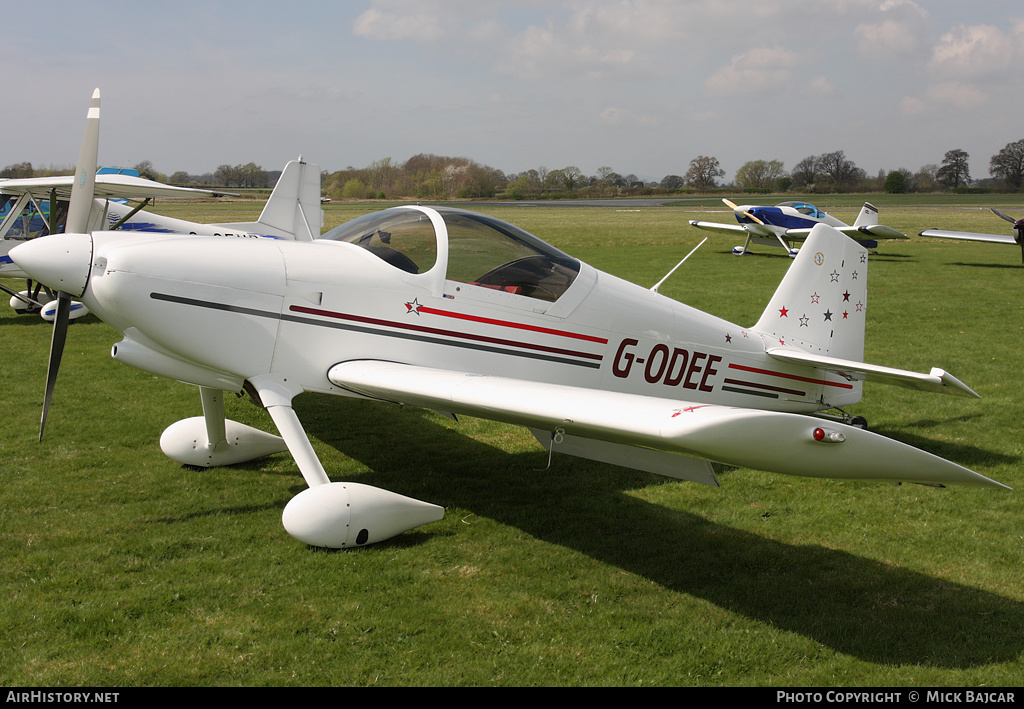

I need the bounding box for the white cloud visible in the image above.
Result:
[927,81,990,109]
[352,0,508,43]
[930,24,1016,79]
[705,47,801,95]
[899,96,927,116]
[352,6,445,42]
[599,106,657,128]
[854,0,929,59]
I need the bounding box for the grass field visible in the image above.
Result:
[1,194,1022,686]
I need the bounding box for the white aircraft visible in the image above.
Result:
[9,90,1008,550]
[1,110,323,317]
[920,209,1024,264]
[689,199,906,256]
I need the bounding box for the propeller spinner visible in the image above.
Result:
[723,198,765,225]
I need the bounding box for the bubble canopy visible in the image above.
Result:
[319,206,581,302]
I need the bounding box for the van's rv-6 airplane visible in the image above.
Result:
[689,198,907,256]
[9,90,1008,550]
[1,148,322,318]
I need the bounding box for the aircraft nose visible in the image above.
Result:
[9,233,93,297]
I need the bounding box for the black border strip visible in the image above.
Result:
[149,292,601,369]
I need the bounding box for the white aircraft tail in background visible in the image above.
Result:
[211,158,323,241]
[852,202,880,228]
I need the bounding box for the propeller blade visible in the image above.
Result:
[990,208,1017,224]
[40,293,70,441]
[65,89,101,234]
[37,89,100,441]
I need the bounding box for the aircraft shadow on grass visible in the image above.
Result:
[288,395,1022,669]
[950,262,1023,271]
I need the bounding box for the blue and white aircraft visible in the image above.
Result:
[690,199,906,257]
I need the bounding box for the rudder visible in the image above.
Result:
[218,158,324,240]
[753,223,868,362]
[853,202,879,228]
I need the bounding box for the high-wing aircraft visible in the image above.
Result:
[919,209,1024,264]
[689,199,907,256]
[1,121,323,317]
[9,89,1008,550]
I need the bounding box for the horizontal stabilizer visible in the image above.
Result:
[782,225,906,242]
[847,224,907,240]
[328,360,1006,489]
[767,348,980,398]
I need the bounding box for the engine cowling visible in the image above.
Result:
[282,482,444,548]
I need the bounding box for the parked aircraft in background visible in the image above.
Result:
[9,89,1007,550]
[689,199,906,256]
[920,209,1024,264]
[1,133,323,317]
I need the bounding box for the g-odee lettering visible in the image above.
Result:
[612,338,721,391]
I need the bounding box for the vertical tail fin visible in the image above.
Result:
[852,202,878,228]
[256,158,324,240]
[218,158,324,240]
[754,224,868,362]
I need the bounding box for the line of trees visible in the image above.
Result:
[6,140,1024,198]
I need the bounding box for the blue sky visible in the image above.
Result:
[3,0,1022,184]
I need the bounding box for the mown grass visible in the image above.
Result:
[1,195,1022,686]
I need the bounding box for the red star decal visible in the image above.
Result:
[779,306,789,317]
[843,290,851,301]
[672,405,714,417]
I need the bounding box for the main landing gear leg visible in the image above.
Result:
[247,374,444,549]
[159,385,290,467]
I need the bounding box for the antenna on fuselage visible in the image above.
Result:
[651,237,707,293]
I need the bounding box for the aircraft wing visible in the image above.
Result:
[0,174,232,200]
[766,348,980,398]
[919,228,1018,245]
[327,360,1005,488]
[690,221,906,242]
[688,220,746,235]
